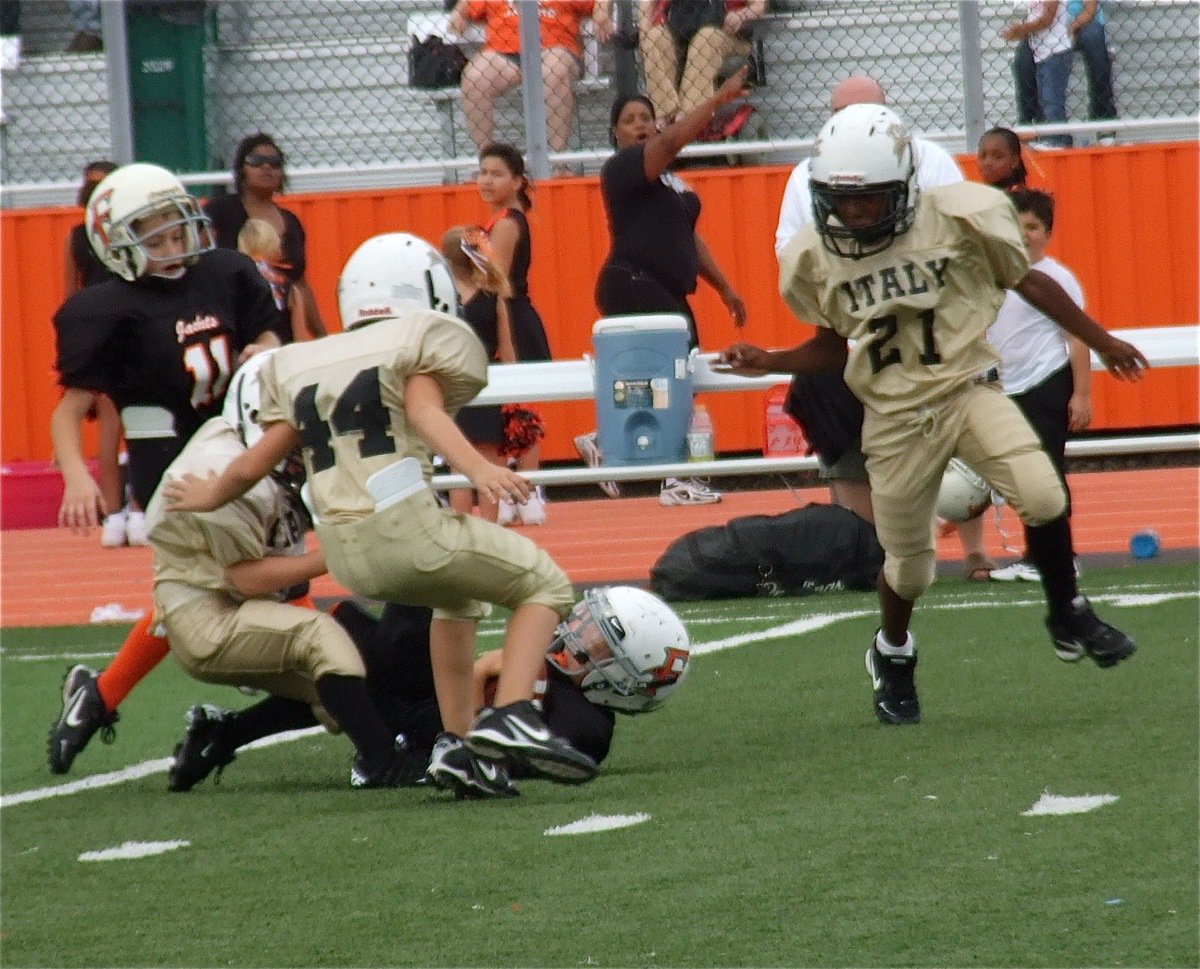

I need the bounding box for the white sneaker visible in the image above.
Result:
[497,500,517,527]
[573,432,620,499]
[517,487,547,525]
[124,510,149,546]
[659,477,722,507]
[100,510,127,548]
[989,560,1041,582]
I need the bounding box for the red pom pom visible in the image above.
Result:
[499,404,545,459]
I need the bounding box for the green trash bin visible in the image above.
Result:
[125,1,211,173]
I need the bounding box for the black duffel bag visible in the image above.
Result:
[650,503,882,601]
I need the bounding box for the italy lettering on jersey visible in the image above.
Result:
[779,182,1030,415]
[257,310,488,524]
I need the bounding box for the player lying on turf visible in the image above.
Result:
[167,587,691,798]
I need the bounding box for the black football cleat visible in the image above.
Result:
[866,639,921,725]
[350,734,426,789]
[1046,596,1137,668]
[48,664,119,774]
[466,700,598,784]
[168,705,236,792]
[426,732,519,800]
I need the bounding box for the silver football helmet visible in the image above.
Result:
[337,232,459,329]
[548,587,691,714]
[85,163,213,281]
[809,103,919,259]
[937,457,993,522]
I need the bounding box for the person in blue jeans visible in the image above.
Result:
[1067,0,1118,133]
[1004,1,1074,148]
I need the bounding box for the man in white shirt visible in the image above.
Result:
[774,75,963,256]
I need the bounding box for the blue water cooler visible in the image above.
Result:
[591,314,693,466]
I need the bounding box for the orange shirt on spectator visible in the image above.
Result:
[465,0,594,57]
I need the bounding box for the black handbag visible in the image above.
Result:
[408,35,468,89]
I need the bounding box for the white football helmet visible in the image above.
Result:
[809,102,919,259]
[85,162,213,281]
[337,232,459,329]
[937,458,993,522]
[222,349,277,448]
[222,349,310,530]
[548,587,691,714]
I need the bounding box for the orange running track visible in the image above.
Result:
[2,467,1196,629]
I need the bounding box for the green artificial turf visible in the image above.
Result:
[2,564,1196,967]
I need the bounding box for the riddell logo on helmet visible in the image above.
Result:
[358,305,393,318]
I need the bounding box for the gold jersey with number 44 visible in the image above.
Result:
[257,310,488,525]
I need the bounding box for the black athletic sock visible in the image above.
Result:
[222,696,318,751]
[315,673,394,764]
[1025,515,1079,619]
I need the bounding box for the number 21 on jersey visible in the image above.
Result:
[866,308,942,374]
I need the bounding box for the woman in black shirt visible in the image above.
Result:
[589,67,749,506]
[595,67,749,349]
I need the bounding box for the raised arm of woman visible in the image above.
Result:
[643,65,749,181]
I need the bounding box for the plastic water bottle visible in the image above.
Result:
[1130,529,1161,559]
[687,403,715,462]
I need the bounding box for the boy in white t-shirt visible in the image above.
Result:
[988,188,1092,581]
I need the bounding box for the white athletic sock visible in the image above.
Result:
[875,630,915,657]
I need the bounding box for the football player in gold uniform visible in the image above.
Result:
[146,351,423,790]
[721,104,1147,724]
[164,233,597,795]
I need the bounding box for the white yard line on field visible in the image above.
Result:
[0,727,324,809]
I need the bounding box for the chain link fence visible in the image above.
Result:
[2,0,1197,206]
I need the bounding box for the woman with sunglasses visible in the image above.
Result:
[205,133,327,341]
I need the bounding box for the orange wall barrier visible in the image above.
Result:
[3,141,1196,465]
